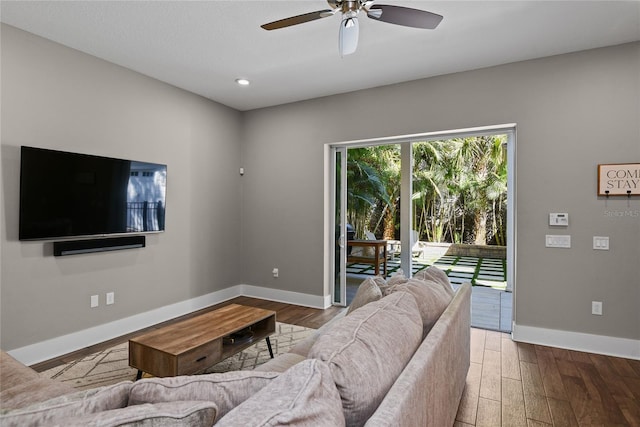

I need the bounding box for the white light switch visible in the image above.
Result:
[90,295,99,308]
[593,236,609,250]
[546,235,571,248]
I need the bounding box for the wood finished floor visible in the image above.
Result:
[456,328,640,427]
[31,297,640,426]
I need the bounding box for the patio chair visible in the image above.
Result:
[367,231,401,261]
[411,230,425,259]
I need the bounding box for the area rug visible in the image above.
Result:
[42,322,315,390]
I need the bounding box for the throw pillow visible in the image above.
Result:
[215,359,345,426]
[308,291,423,426]
[346,278,382,315]
[0,381,132,427]
[63,401,217,426]
[415,266,455,297]
[386,277,452,336]
[128,370,278,419]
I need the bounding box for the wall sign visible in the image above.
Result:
[598,163,640,196]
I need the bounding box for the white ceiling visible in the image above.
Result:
[2,1,639,111]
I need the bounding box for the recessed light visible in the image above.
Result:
[235,78,250,86]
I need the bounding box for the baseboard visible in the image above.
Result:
[8,285,330,366]
[240,284,331,309]
[512,323,640,360]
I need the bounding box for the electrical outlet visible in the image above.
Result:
[106,292,115,305]
[593,236,609,250]
[91,295,99,308]
[272,268,279,278]
[592,301,602,315]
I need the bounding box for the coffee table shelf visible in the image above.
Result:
[129,304,276,378]
[220,315,275,360]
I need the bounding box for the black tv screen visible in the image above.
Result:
[19,146,167,240]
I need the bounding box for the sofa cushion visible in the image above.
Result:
[0,381,132,427]
[0,376,79,411]
[386,277,453,336]
[380,270,407,294]
[0,351,76,410]
[128,370,278,419]
[287,311,347,358]
[0,350,40,388]
[252,352,306,373]
[346,278,382,315]
[215,359,344,426]
[64,401,217,427]
[415,266,455,297]
[308,291,423,426]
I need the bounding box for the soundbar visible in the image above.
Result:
[53,236,146,256]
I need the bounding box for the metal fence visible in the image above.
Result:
[127,201,165,232]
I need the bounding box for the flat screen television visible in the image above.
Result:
[19,146,167,240]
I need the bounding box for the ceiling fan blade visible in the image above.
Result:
[261,9,334,30]
[367,5,443,29]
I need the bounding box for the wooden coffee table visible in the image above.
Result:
[129,304,276,378]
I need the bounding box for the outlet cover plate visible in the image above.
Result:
[593,236,609,250]
[592,301,603,315]
[545,235,571,248]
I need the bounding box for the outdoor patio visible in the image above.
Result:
[346,244,512,332]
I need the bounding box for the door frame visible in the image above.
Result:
[325,124,516,318]
[329,146,348,305]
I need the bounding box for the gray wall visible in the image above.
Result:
[1,22,638,353]
[1,25,243,350]
[241,42,640,340]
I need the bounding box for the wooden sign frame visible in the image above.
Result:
[597,163,640,196]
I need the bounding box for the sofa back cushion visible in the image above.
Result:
[346,278,383,315]
[414,266,455,297]
[385,277,453,337]
[215,359,345,426]
[308,291,423,426]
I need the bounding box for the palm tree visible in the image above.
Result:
[346,146,399,239]
[412,135,507,245]
[413,140,452,242]
[348,136,507,247]
[452,135,507,245]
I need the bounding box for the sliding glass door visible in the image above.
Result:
[328,125,516,332]
[331,147,347,305]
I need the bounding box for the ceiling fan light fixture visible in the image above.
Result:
[235,78,250,86]
[261,0,443,57]
[339,16,359,57]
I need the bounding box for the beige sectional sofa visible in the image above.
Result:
[1,268,471,426]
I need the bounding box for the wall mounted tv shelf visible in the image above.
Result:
[53,236,146,256]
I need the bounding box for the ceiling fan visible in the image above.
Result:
[261,0,443,57]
